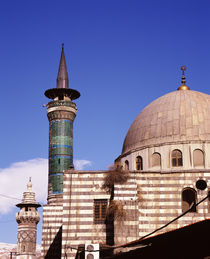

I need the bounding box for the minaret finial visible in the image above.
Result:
[27,178,32,192]
[56,43,69,89]
[177,65,190,90]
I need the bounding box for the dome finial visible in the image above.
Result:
[181,66,186,85]
[177,65,190,90]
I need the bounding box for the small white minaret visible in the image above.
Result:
[16,178,41,259]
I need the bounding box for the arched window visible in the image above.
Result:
[152,152,161,167]
[172,149,183,167]
[193,149,204,167]
[182,188,197,213]
[125,160,129,170]
[136,156,143,170]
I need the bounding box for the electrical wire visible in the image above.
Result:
[65,193,210,254]
[117,192,210,248]
[0,193,21,201]
[0,192,44,205]
[2,182,206,256]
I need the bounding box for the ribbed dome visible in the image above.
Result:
[122,90,210,155]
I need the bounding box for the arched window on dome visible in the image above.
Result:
[182,188,197,213]
[136,156,143,170]
[125,160,129,170]
[172,149,183,167]
[193,149,204,168]
[152,152,161,168]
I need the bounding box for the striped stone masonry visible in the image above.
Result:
[42,205,63,258]
[62,170,111,259]
[113,170,210,245]
[136,170,210,238]
[42,169,210,258]
[114,173,139,245]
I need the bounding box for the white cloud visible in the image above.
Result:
[74,160,92,170]
[0,158,91,214]
[0,158,48,214]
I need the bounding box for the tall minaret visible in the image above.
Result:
[44,44,80,204]
[16,179,41,259]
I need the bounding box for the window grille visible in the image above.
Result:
[94,199,107,224]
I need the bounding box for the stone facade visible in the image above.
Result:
[62,171,111,259]
[114,170,210,244]
[42,205,63,258]
[42,168,210,258]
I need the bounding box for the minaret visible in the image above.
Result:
[16,179,41,259]
[44,44,80,204]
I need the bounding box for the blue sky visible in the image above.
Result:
[0,0,210,245]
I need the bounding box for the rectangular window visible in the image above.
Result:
[94,199,107,224]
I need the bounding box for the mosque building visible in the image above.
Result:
[40,46,210,258]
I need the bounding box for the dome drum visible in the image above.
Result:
[119,142,210,171]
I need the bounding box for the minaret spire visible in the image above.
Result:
[44,44,80,100]
[56,43,69,89]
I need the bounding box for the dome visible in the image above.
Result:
[122,89,210,155]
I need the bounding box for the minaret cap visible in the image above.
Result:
[44,44,80,100]
[16,178,41,208]
[177,66,190,90]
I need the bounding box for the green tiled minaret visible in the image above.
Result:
[45,44,80,204]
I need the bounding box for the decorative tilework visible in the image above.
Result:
[49,119,73,194]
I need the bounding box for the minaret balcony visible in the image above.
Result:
[16,211,40,224]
